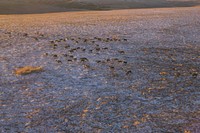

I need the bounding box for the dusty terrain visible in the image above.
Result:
[0,0,199,14]
[0,6,200,132]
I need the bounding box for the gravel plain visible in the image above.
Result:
[0,6,200,132]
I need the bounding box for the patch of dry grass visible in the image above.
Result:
[14,66,43,75]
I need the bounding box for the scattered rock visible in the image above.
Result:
[97,38,102,41]
[53,54,58,58]
[123,61,128,64]
[56,60,62,63]
[103,47,108,50]
[80,58,89,62]
[44,53,48,56]
[83,64,90,68]
[73,58,77,61]
[107,59,111,62]
[123,39,128,41]
[33,37,39,41]
[192,72,198,78]
[109,66,114,69]
[69,55,74,58]
[23,33,28,37]
[118,60,123,63]
[174,72,181,77]
[84,39,88,42]
[63,54,68,57]
[126,70,132,75]
[65,46,70,49]
[96,60,101,63]
[118,50,125,54]
[96,48,100,51]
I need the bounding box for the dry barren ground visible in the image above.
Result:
[0,6,200,132]
[0,0,199,14]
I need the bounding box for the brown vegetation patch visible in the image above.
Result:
[14,66,43,75]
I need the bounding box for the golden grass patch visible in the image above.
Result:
[184,130,191,133]
[133,121,140,126]
[160,71,168,75]
[14,66,43,75]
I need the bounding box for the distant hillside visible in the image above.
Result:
[0,0,199,14]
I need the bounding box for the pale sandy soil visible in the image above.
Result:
[0,7,200,132]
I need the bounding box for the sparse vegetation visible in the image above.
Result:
[14,66,43,75]
[1,4,199,133]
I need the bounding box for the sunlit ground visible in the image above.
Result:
[0,4,200,133]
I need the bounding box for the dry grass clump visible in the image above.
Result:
[14,66,43,75]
